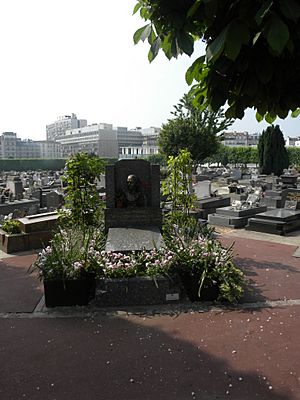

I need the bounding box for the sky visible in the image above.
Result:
[0,0,299,140]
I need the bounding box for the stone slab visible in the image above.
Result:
[196,196,230,209]
[208,213,248,228]
[246,216,300,235]
[254,209,300,222]
[293,247,300,258]
[18,211,58,233]
[215,205,267,217]
[105,226,163,252]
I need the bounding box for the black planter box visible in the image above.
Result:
[44,278,96,307]
[179,273,219,302]
[93,276,182,307]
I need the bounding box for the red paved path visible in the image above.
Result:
[0,236,299,399]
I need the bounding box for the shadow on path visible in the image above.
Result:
[0,311,298,400]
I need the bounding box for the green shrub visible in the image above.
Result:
[1,219,22,234]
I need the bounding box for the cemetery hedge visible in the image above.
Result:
[0,157,118,172]
[206,145,300,168]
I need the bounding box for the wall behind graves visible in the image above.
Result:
[0,158,118,172]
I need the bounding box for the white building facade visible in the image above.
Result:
[222,131,261,147]
[55,123,119,158]
[46,113,87,141]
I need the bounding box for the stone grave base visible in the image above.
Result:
[196,196,231,219]
[208,214,249,229]
[92,277,183,307]
[0,229,53,253]
[208,205,267,229]
[246,209,300,235]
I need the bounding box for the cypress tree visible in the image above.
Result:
[258,125,289,175]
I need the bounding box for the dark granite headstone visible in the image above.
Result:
[105,159,163,252]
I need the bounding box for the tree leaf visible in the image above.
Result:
[177,31,194,56]
[161,34,173,59]
[280,0,300,23]
[265,15,289,54]
[140,24,152,42]
[225,105,236,119]
[265,112,277,124]
[148,27,156,45]
[253,31,262,45]
[206,28,227,63]
[225,20,250,61]
[171,37,181,58]
[133,3,141,15]
[291,108,300,117]
[150,36,161,60]
[255,55,273,83]
[148,48,154,63]
[256,111,264,122]
[255,0,273,25]
[133,24,151,44]
[187,0,201,18]
[185,56,205,85]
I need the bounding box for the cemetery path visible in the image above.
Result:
[0,238,300,399]
[0,307,299,400]
[0,252,41,313]
[220,235,300,304]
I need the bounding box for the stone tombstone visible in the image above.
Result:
[6,176,23,200]
[105,159,161,231]
[41,176,49,186]
[31,188,43,207]
[281,188,300,209]
[284,200,297,211]
[245,193,260,207]
[193,180,211,199]
[45,190,63,211]
[231,168,242,180]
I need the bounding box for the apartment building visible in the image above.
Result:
[222,131,260,147]
[55,123,119,158]
[286,136,300,146]
[0,132,62,159]
[46,113,87,141]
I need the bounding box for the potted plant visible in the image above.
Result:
[29,152,106,307]
[163,214,244,303]
[29,226,105,307]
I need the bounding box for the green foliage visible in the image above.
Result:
[258,125,289,175]
[162,216,245,303]
[146,153,167,166]
[162,149,196,215]
[287,147,300,165]
[134,0,300,122]
[158,94,232,166]
[208,145,258,166]
[1,219,21,234]
[61,153,105,227]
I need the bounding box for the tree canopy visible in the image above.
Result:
[158,94,232,167]
[133,0,300,123]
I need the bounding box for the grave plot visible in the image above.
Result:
[246,188,300,235]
